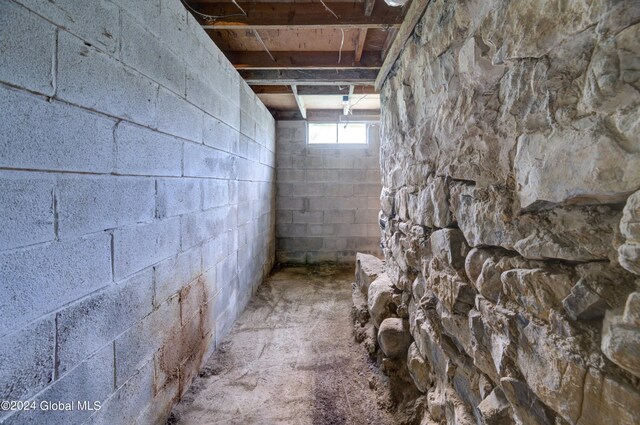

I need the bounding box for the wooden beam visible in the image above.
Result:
[291,85,307,119]
[375,0,431,90]
[252,85,378,95]
[240,69,379,86]
[354,29,368,63]
[225,51,382,69]
[272,109,380,121]
[192,2,402,29]
[364,0,376,17]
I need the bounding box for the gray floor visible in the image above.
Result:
[169,265,394,425]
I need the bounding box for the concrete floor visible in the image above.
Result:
[169,265,394,425]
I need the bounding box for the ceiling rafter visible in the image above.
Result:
[227,51,382,69]
[193,2,403,29]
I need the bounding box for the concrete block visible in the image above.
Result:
[112,0,161,34]
[0,2,55,95]
[276,210,293,224]
[134,379,178,425]
[247,140,261,163]
[323,156,355,169]
[308,224,335,236]
[181,208,227,250]
[276,197,303,211]
[276,223,306,238]
[237,201,253,225]
[354,183,382,197]
[16,0,119,55]
[186,69,222,119]
[0,86,115,173]
[203,114,239,154]
[157,178,201,218]
[277,237,323,251]
[184,143,236,179]
[5,343,113,425]
[180,278,205,324]
[217,253,238,286]
[323,183,354,197]
[290,182,324,197]
[121,14,186,95]
[355,209,381,224]
[57,175,155,239]
[85,360,153,425]
[306,251,338,263]
[57,31,158,127]
[309,197,357,211]
[304,169,330,182]
[155,247,202,306]
[115,296,179,386]
[276,251,307,264]
[157,88,204,142]
[293,211,324,224]
[338,169,366,181]
[0,233,111,336]
[113,218,181,280]
[202,231,229,271]
[202,179,230,210]
[56,269,154,375]
[336,223,369,237]
[293,155,323,169]
[0,318,54,406]
[115,122,183,177]
[0,172,54,251]
[159,0,189,56]
[240,111,256,140]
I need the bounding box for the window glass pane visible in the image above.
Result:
[338,123,367,144]
[308,123,337,144]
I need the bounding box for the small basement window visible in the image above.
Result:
[308,122,368,145]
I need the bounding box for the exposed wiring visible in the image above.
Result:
[318,0,339,19]
[230,0,247,16]
[252,29,275,62]
[349,94,369,110]
[338,29,344,64]
[180,0,246,21]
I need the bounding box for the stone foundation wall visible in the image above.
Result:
[373,0,640,423]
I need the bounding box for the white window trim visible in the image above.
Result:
[306,121,371,148]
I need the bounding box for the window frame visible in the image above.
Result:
[306,121,370,148]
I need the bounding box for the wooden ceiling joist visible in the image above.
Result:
[226,51,382,69]
[195,2,402,29]
[251,85,377,95]
[291,85,307,119]
[240,69,379,85]
[273,109,380,121]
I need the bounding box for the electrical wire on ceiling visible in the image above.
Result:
[252,29,276,62]
[179,0,246,21]
[314,0,344,64]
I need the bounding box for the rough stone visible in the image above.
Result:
[406,342,431,393]
[355,252,385,296]
[377,318,412,359]
[367,273,398,328]
[601,305,640,378]
[618,191,640,275]
[477,388,511,425]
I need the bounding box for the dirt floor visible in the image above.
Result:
[168,264,396,425]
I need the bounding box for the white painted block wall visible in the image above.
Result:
[0,1,275,423]
[275,121,382,263]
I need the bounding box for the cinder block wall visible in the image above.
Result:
[0,1,275,424]
[275,120,382,264]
